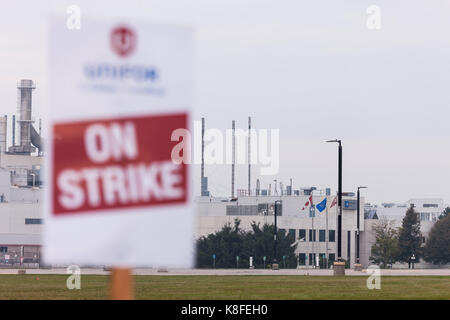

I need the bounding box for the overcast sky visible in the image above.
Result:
[1,0,450,205]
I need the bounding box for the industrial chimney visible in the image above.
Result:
[200,117,209,196]
[231,120,235,198]
[9,80,42,155]
[0,115,7,153]
[248,116,251,195]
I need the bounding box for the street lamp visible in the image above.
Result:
[273,200,282,269]
[411,254,416,269]
[326,139,346,275]
[326,139,342,261]
[356,186,367,270]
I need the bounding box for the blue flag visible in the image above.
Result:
[316,198,327,213]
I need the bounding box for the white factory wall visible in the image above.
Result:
[0,153,42,169]
[196,195,364,268]
[0,202,42,234]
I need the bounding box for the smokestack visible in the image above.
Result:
[248,116,251,196]
[201,117,205,196]
[9,80,36,154]
[200,117,209,197]
[18,80,35,152]
[269,184,271,196]
[201,117,205,180]
[0,115,6,153]
[256,179,260,196]
[12,115,15,147]
[231,120,235,198]
[38,118,42,155]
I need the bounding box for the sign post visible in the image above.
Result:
[44,18,193,299]
[110,268,134,300]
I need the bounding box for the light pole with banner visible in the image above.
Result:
[355,186,367,271]
[272,200,282,270]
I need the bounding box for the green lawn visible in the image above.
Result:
[0,275,448,299]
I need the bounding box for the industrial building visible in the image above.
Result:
[0,83,446,269]
[0,80,43,267]
[196,191,364,268]
[196,195,447,269]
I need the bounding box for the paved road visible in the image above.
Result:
[0,268,449,276]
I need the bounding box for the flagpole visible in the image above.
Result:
[311,196,314,269]
[326,198,329,269]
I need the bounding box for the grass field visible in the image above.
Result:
[0,275,448,299]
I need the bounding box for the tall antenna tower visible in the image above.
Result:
[248,116,251,195]
[231,120,235,198]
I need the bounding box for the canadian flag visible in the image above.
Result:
[301,196,313,211]
[330,196,337,208]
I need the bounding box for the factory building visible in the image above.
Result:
[0,80,43,267]
[0,90,447,269]
[196,191,364,268]
[196,195,447,269]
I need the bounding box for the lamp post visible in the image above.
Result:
[355,186,367,271]
[326,139,345,275]
[272,200,281,270]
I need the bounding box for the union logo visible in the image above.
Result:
[110,26,136,58]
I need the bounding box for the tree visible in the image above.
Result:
[397,205,423,267]
[424,213,450,264]
[439,207,450,220]
[242,222,297,268]
[369,219,399,268]
[196,218,247,268]
[195,219,298,268]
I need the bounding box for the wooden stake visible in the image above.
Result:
[110,267,134,300]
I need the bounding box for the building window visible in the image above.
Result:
[329,253,336,262]
[25,218,43,225]
[319,230,326,242]
[299,229,306,241]
[288,229,296,239]
[329,230,335,242]
[279,229,286,236]
[309,230,316,242]
[299,253,306,265]
[0,247,7,253]
[319,253,326,268]
[309,253,316,266]
[423,204,438,208]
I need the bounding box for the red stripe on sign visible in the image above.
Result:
[52,113,189,216]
